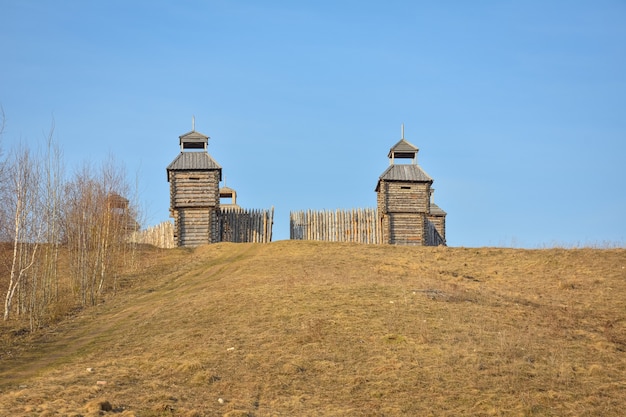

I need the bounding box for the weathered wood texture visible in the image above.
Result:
[376,179,445,246]
[386,213,424,245]
[168,169,221,247]
[425,218,446,246]
[169,171,220,209]
[379,213,442,246]
[377,181,431,214]
[132,206,275,247]
[290,208,380,244]
[175,207,220,247]
[427,214,446,243]
[220,207,274,243]
[130,221,175,248]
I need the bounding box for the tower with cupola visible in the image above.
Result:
[166,125,222,247]
[375,126,446,245]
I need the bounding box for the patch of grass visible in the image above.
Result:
[0,242,625,416]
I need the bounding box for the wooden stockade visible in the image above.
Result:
[290,208,381,244]
[130,221,175,248]
[132,207,274,248]
[220,207,274,243]
[163,125,445,247]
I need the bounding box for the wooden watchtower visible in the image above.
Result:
[166,127,222,247]
[219,186,241,210]
[375,127,446,246]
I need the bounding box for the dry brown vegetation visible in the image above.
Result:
[0,241,625,416]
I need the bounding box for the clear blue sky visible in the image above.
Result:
[1,1,625,247]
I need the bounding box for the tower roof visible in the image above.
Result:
[388,138,419,160]
[375,164,432,191]
[167,126,222,181]
[429,203,447,216]
[179,130,209,151]
[219,186,236,196]
[166,152,222,181]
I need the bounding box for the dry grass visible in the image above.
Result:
[0,241,625,416]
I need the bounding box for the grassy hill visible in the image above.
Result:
[0,241,624,416]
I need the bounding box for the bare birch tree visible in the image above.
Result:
[62,157,138,306]
[0,105,6,237]
[3,144,43,321]
[28,125,64,327]
[0,111,141,323]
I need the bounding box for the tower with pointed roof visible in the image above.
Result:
[167,128,222,246]
[375,128,446,245]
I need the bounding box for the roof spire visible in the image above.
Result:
[192,115,195,131]
[401,123,405,140]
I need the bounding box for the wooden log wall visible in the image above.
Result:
[177,207,220,246]
[289,208,381,244]
[219,207,275,243]
[169,171,220,210]
[134,210,441,247]
[130,206,275,247]
[378,181,431,214]
[388,213,425,245]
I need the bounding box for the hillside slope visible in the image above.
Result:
[0,241,625,416]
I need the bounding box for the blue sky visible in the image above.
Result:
[1,1,625,247]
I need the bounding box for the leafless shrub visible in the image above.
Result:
[0,118,140,325]
[61,158,139,306]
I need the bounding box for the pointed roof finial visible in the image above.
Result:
[401,123,405,139]
[192,115,195,131]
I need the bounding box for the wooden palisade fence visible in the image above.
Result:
[290,208,445,246]
[131,206,274,248]
[130,221,176,248]
[290,208,380,244]
[220,207,274,243]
